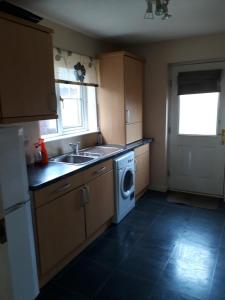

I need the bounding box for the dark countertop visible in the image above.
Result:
[28,138,153,191]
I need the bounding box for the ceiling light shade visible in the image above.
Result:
[144,0,172,20]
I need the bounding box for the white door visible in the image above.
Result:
[169,62,225,197]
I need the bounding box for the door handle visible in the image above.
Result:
[218,129,225,145]
[0,219,7,244]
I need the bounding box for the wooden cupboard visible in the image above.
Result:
[85,170,114,237]
[134,144,150,199]
[98,51,144,145]
[0,12,57,123]
[33,159,114,285]
[35,187,86,276]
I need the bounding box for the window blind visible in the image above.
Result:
[177,69,222,95]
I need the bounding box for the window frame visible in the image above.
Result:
[57,83,88,133]
[40,83,98,140]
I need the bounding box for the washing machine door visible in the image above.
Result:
[121,167,134,198]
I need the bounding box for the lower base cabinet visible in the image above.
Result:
[86,170,114,237]
[36,187,86,276]
[33,159,114,285]
[134,144,150,199]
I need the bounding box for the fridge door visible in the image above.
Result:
[0,202,39,300]
[0,228,13,300]
[0,127,30,212]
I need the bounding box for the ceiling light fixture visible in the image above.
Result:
[144,0,172,20]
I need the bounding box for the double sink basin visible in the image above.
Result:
[51,145,124,166]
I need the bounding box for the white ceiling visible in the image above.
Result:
[9,0,225,43]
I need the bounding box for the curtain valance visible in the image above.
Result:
[53,47,99,86]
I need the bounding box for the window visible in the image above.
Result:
[39,83,98,139]
[40,47,99,139]
[177,69,222,136]
[178,92,219,135]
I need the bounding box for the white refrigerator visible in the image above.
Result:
[0,127,39,300]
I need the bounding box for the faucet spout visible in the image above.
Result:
[69,142,80,155]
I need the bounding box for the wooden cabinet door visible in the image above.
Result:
[124,56,143,125]
[135,146,150,197]
[85,170,114,237]
[36,187,85,276]
[98,54,126,145]
[0,18,56,120]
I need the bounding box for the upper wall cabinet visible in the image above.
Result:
[98,51,144,145]
[0,13,57,123]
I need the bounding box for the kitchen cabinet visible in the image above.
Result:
[98,51,144,145]
[33,159,114,284]
[85,170,114,237]
[35,187,86,276]
[0,12,57,123]
[134,144,150,199]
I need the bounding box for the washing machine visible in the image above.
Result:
[113,151,135,223]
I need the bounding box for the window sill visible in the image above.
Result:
[42,130,100,143]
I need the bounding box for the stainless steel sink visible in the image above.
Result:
[51,154,97,165]
[80,145,124,157]
[51,144,123,166]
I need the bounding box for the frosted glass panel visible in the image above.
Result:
[39,119,58,135]
[179,93,219,135]
[61,98,82,129]
[60,84,83,129]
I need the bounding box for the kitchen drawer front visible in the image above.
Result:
[34,173,84,208]
[83,159,113,183]
[134,143,149,157]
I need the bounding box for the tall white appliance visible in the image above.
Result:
[0,127,39,300]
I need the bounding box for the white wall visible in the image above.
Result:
[128,33,225,191]
[23,19,115,163]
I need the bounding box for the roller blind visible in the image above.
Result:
[53,47,99,86]
[177,69,222,95]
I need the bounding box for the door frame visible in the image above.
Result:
[167,59,225,197]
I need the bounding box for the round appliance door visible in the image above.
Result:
[121,167,134,198]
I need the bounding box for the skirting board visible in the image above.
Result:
[149,184,168,193]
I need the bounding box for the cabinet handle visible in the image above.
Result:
[125,109,130,123]
[135,159,137,173]
[93,166,107,176]
[80,187,86,207]
[80,185,90,207]
[55,183,71,193]
[84,185,90,204]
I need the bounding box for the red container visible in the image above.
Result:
[38,138,48,164]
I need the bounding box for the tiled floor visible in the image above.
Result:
[37,191,225,300]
